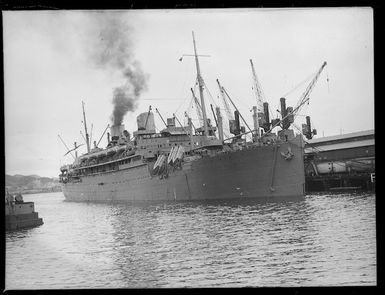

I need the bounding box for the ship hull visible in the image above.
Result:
[62,137,305,202]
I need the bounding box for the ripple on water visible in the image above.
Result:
[6,192,376,289]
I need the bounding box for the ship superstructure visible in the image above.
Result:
[59,32,326,202]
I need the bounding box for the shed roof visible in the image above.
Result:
[305,139,375,153]
[306,129,374,144]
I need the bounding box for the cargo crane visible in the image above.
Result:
[216,79,241,137]
[216,79,234,121]
[216,78,246,140]
[295,62,327,139]
[277,61,327,138]
[294,62,327,114]
[250,59,265,110]
[155,108,168,128]
[250,59,271,141]
[184,111,197,132]
[223,61,327,143]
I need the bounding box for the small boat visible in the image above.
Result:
[5,192,44,231]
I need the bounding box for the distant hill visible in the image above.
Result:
[5,174,61,194]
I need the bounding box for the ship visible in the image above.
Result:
[59,32,326,202]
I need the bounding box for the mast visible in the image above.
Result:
[192,31,209,139]
[82,101,90,153]
[250,59,262,142]
[89,124,93,148]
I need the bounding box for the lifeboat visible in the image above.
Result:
[176,145,185,160]
[153,154,166,173]
[168,146,176,164]
[172,145,181,163]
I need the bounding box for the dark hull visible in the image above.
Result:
[6,212,44,231]
[62,136,305,202]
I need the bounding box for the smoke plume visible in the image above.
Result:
[87,13,149,126]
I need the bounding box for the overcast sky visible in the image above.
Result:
[4,8,374,177]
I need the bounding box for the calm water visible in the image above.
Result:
[6,192,376,289]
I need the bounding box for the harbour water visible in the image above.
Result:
[5,191,376,289]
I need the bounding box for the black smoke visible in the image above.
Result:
[88,13,149,125]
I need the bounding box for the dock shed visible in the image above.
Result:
[304,129,375,192]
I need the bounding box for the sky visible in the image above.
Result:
[3,8,374,177]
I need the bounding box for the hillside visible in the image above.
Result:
[5,174,61,194]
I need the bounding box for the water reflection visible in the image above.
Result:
[105,196,333,287]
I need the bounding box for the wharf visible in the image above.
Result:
[304,129,375,192]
